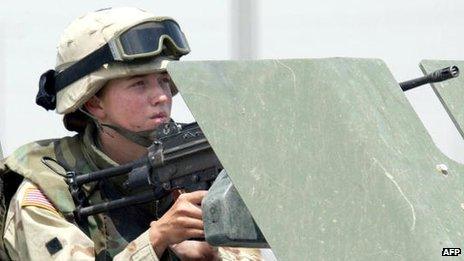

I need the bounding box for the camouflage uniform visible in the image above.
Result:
[1,124,263,260]
[2,125,160,260]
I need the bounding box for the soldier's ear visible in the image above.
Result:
[84,96,106,120]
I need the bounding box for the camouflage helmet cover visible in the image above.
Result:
[55,7,180,114]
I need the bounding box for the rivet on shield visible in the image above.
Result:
[436,164,449,176]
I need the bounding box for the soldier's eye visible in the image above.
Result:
[131,80,145,88]
[158,77,171,89]
[160,77,170,84]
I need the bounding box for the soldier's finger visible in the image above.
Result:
[177,216,204,229]
[182,190,208,204]
[185,228,205,239]
[182,203,203,219]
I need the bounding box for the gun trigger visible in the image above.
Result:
[171,189,186,201]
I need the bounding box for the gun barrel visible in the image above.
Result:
[400,66,459,91]
[72,157,148,186]
[76,190,162,218]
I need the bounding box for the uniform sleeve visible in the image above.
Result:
[218,247,264,261]
[3,180,160,261]
[113,230,159,261]
[3,180,95,260]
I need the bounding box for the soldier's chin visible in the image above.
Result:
[155,116,169,124]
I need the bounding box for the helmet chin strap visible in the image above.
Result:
[78,108,157,147]
[99,123,155,147]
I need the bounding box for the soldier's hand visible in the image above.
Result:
[170,240,219,261]
[149,190,207,257]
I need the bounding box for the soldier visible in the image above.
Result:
[0,7,262,260]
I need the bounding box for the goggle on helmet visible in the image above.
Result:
[36,17,190,111]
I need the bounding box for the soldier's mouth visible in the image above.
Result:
[150,112,168,123]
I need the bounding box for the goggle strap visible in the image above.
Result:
[54,43,114,93]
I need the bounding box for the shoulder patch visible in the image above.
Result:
[21,187,60,216]
[46,237,63,255]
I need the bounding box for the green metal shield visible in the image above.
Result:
[168,58,464,260]
[420,60,464,138]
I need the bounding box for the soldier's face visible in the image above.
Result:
[96,72,173,132]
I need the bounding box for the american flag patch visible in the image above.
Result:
[21,187,59,216]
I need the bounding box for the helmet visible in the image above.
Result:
[50,7,188,114]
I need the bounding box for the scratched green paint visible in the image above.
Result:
[420,60,464,139]
[168,58,464,260]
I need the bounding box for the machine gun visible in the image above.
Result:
[66,121,269,248]
[66,122,222,219]
[400,66,459,91]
